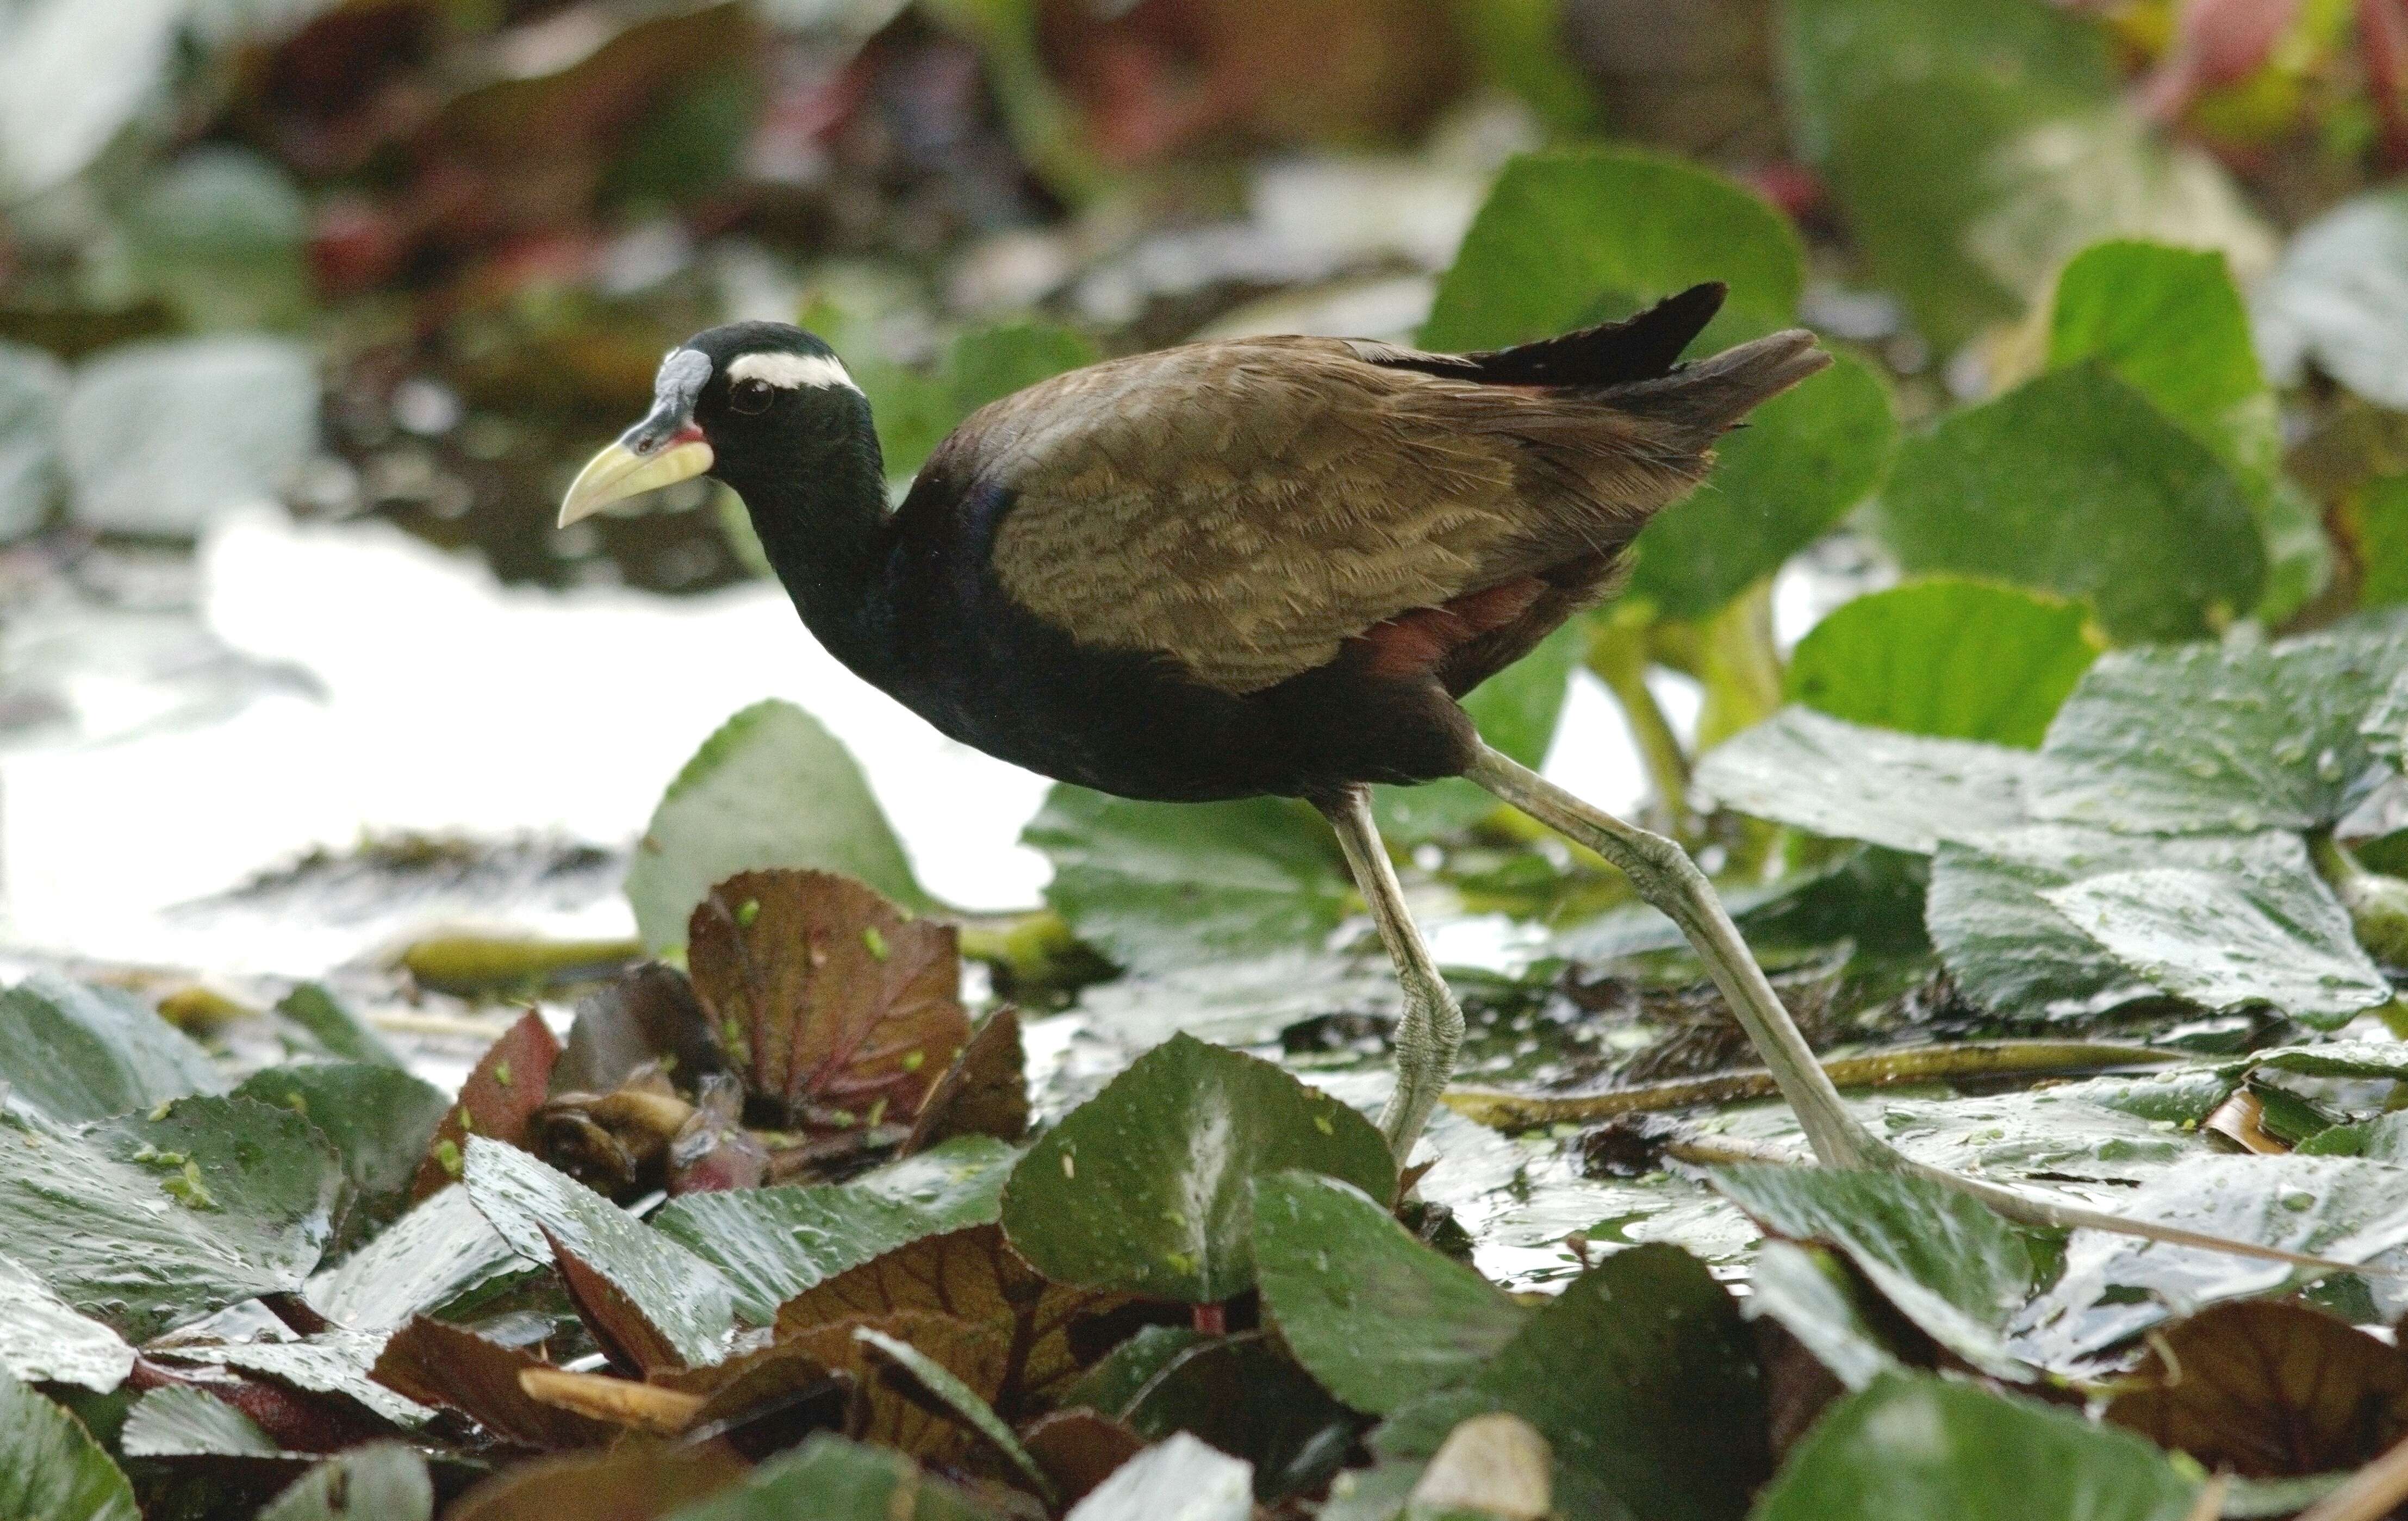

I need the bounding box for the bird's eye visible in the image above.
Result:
[729,378,776,415]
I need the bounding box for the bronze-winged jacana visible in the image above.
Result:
[561,283,1887,1167]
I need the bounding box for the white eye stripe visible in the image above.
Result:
[727,352,858,392]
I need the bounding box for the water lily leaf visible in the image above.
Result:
[2051,240,2268,452]
[661,1433,999,1521]
[2256,185,2408,410]
[1712,1166,2041,1381]
[119,1385,287,1459]
[1740,1241,1900,1393]
[1376,1245,1764,1521]
[1628,353,1896,621]
[1693,707,2039,853]
[1871,365,2265,645]
[779,1224,1127,1414]
[0,1255,134,1392]
[1253,1171,1526,1415]
[1422,147,1801,352]
[653,1136,1017,1323]
[1002,1035,1395,1302]
[0,974,224,1124]
[153,1329,435,1431]
[2042,866,2389,1025]
[1116,1335,1359,1502]
[305,1184,537,1333]
[2014,1155,2408,1370]
[1025,789,1349,975]
[371,1315,614,1450]
[626,700,929,954]
[0,340,65,540]
[1751,1372,2199,1521]
[462,1136,735,1368]
[235,1063,448,1234]
[2032,630,2408,836]
[903,1008,1029,1156]
[259,1445,432,1521]
[687,869,969,1132]
[2105,1301,2408,1478]
[1063,1432,1252,1521]
[60,335,318,535]
[273,984,405,1070]
[0,1096,338,1340]
[1785,580,2098,748]
[411,1011,562,1200]
[1865,1087,2198,1193]
[0,1364,138,1521]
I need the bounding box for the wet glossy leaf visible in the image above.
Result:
[855,1325,1053,1496]
[1694,708,2038,853]
[1117,1335,1359,1501]
[0,340,65,539]
[371,1316,614,1450]
[1025,788,1349,974]
[235,1063,448,1226]
[60,335,318,535]
[2257,185,2408,409]
[0,974,224,1124]
[1422,147,1801,351]
[1377,1245,1764,1521]
[1871,365,2265,645]
[1740,1241,1900,1393]
[653,1136,1017,1324]
[1751,1372,2199,1521]
[463,1136,735,1368]
[1064,1432,1252,1521]
[412,1011,562,1200]
[273,984,404,1070]
[0,1255,134,1392]
[447,1443,749,1521]
[306,1184,536,1332]
[0,1096,338,1340]
[2014,1155,2408,1370]
[0,1364,138,1521]
[154,1328,435,1430]
[627,700,929,952]
[1253,1171,1526,1414]
[2105,1301,2408,1477]
[1785,581,2098,748]
[1628,353,1896,621]
[777,1310,1009,1467]
[661,1433,999,1521]
[2032,630,2408,835]
[903,1008,1029,1155]
[1712,1167,2040,1380]
[687,869,968,1131]
[119,1385,287,1459]
[259,1445,432,1521]
[1001,1034,1395,1302]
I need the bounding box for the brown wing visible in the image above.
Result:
[948,337,1707,695]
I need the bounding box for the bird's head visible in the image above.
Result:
[557,322,870,527]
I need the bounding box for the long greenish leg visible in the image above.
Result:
[1463,744,1893,1171]
[1317,786,1464,1159]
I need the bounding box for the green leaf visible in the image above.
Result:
[259,1446,432,1521]
[1750,1372,2199,1521]
[854,1326,1053,1500]
[0,0,179,200]
[304,1183,536,1332]
[2257,185,2408,410]
[1740,1242,1900,1392]
[2012,1156,2408,1371]
[2049,240,2266,450]
[0,1255,134,1393]
[1785,580,2098,747]
[59,335,319,537]
[1711,1167,2039,1380]
[2032,630,2408,835]
[869,319,1100,481]
[1694,708,2040,854]
[1064,1433,1253,1521]
[153,1329,433,1431]
[1024,789,1348,974]
[1254,1171,1527,1414]
[119,147,312,333]
[1871,365,2266,645]
[1627,352,1896,620]
[653,1136,1016,1324]
[1000,1034,1395,1302]
[0,1097,338,1340]
[1422,147,1802,351]
[1376,620,1584,843]
[233,1063,449,1223]
[273,983,405,1069]
[0,974,225,1123]
[1378,1245,1765,1521]
[462,1136,736,1366]
[626,699,927,953]
[0,339,65,539]
[663,1432,999,1521]
[119,1386,288,1459]
[0,1364,136,1521]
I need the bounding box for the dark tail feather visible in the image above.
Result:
[1607,328,1830,445]
[1451,282,1728,388]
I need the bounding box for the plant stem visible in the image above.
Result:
[1694,580,1786,753]
[1588,619,1694,826]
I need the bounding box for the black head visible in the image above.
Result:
[558,322,878,527]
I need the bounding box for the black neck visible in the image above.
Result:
[720,409,895,680]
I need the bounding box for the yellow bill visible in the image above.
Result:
[558,429,713,527]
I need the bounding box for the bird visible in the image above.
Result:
[560,283,1886,1167]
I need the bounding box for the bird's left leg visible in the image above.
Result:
[1316,785,1463,1159]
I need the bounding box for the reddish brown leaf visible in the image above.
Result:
[1023,1408,1149,1505]
[903,1007,1030,1156]
[2106,1300,2408,1477]
[411,1009,562,1199]
[445,1442,749,1521]
[687,870,970,1134]
[548,1231,683,1377]
[777,1311,1011,1467]
[369,1316,614,1451]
